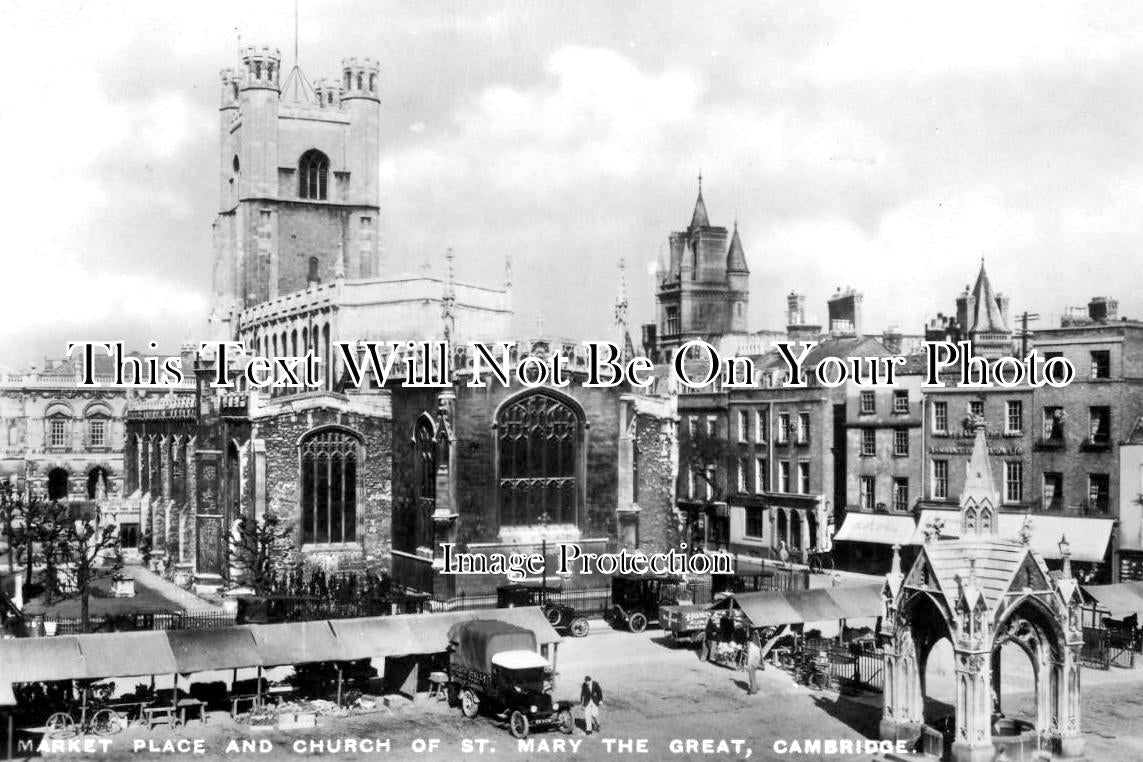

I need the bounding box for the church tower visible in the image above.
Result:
[211,46,382,330]
[654,179,750,354]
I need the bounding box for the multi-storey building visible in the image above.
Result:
[0,356,127,504]
[831,358,927,571]
[1032,298,1143,581]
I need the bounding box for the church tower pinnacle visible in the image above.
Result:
[653,176,750,353]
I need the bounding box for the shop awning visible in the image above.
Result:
[785,588,847,622]
[912,510,1114,562]
[0,636,86,683]
[250,621,349,666]
[823,584,885,620]
[710,591,803,628]
[833,512,917,546]
[328,617,421,660]
[1082,582,1143,620]
[76,631,177,678]
[166,627,262,673]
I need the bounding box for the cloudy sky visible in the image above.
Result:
[3,1,1143,366]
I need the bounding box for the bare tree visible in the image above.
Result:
[227,514,294,595]
[53,512,122,632]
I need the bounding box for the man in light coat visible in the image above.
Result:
[745,633,762,695]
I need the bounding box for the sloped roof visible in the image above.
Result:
[919,538,1033,609]
[726,224,748,273]
[801,337,889,367]
[690,187,710,229]
[969,261,1010,334]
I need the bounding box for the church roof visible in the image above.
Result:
[726,224,749,273]
[690,186,710,230]
[969,261,1010,334]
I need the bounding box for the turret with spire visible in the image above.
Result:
[955,259,1013,359]
[654,174,750,350]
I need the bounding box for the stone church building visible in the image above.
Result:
[123,45,678,594]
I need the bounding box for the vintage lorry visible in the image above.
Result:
[447,620,575,739]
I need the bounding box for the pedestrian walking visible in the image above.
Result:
[745,633,762,695]
[581,675,603,734]
[702,615,718,661]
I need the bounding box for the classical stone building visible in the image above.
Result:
[0,356,127,504]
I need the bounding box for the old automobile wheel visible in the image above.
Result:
[509,710,529,739]
[461,689,480,718]
[557,708,574,735]
[627,612,648,633]
[569,617,590,638]
[545,606,562,626]
[46,712,76,739]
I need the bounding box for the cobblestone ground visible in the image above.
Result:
[16,623,1143,762]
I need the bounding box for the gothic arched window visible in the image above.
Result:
[497,392,582,527]
[300,428,359,544]
[415,417,437,502]
[298,149,329,200]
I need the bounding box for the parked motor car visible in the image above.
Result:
[496,584,590,638]
[604,574,689,633]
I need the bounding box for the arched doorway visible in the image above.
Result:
[47,468,70,501]
[87,467,110,500]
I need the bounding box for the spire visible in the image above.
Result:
[441,248,456,342]
[689,172,710,230]
[614,258,629,328]
[969,259,1010,334]
[726,221,748,273]
[963,423,997,501]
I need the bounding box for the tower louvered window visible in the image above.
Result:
[497,393,581,526]
[300,429,359,544]
[298,150,329,200]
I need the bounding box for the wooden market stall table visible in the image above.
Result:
[142,705,178,730]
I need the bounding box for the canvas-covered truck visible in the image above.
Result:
[447,620,575,739]
[660,603,711,646]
